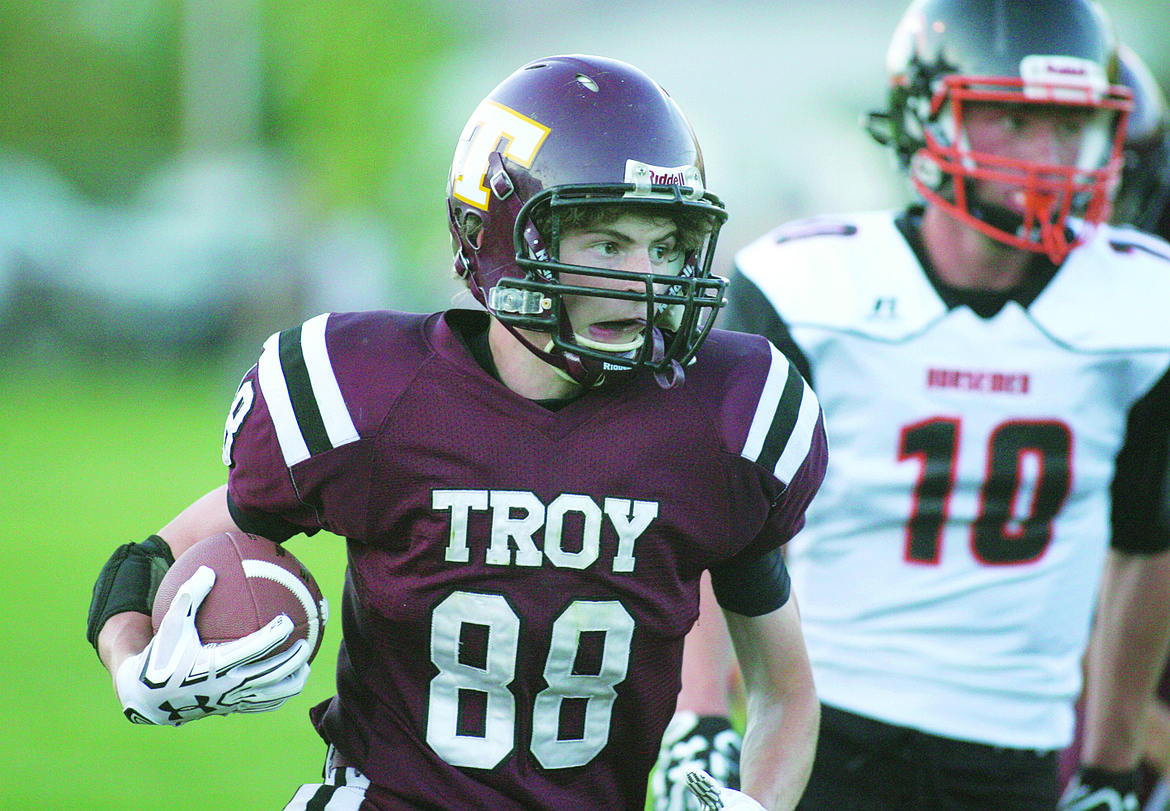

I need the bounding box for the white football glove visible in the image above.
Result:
[685,769,767,811]
[654,712,743,811]
[115,565,312,726]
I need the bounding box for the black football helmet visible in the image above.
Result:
[1111,45,1170,234]
[866,0,1132,262]
[447,55,727,389]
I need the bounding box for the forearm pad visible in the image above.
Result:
[86,535,175,654]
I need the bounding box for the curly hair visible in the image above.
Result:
[456,202,715,256]
[532,202,715,255]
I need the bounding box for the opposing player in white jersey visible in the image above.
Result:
[657,1,1170,810]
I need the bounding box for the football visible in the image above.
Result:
[152,532,327,663]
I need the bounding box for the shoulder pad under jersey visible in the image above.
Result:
[249,310,434,467]
[1029,225,1170,352]
[734,211,947,341]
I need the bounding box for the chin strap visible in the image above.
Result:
[922,168,1081,264]
[960,196,1077,265]
[650,328,685,389]
[494,322,602,388]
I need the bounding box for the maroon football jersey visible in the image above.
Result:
[223,308,826,810]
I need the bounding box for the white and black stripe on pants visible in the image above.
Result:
[282,747,370,811]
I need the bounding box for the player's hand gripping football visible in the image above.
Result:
[655,712,743,811]
[685,769,767,811]
[1057,767,1139,811]
[115,565,312,725]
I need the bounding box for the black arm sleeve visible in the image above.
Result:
[708,546,792,617]
[86,535,174,654]
[720,268,814,387]
[1111,364,1170,554]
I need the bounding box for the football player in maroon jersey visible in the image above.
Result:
[87,54,828,811]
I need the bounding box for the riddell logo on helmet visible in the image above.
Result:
[624,160,705,199]
[651,169,688,185]
[1020,56,1107,102]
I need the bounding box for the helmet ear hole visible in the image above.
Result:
[911,152,945,190]
[864,111,895,147]
[460,212,485,249]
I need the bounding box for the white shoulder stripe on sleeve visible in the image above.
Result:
[741,343,793,463]
[258,330,309,466]
[256,313,360,468]
[301,312,360,450]
[740,342,821,484]
[773,373,820,484]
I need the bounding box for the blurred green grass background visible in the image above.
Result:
[0,358,350,810]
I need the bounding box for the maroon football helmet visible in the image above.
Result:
[447,55,727,389]
[866,0,1132,263]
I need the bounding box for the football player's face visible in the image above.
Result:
[556,212,682,347]
[962,101,1097,215]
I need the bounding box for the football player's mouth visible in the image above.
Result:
[586,318,646,343]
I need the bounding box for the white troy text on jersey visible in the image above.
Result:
[433,489,659,572]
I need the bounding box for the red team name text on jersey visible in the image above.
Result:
[927,368,1031,395]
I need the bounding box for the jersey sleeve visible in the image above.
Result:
[731,338,828,555]
[705,338,827,613]
[222,312,373,541]
[1112,363,1170,554]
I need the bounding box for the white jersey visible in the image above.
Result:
[730,210,1170,749]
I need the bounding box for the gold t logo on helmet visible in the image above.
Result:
[451,100,551,210]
